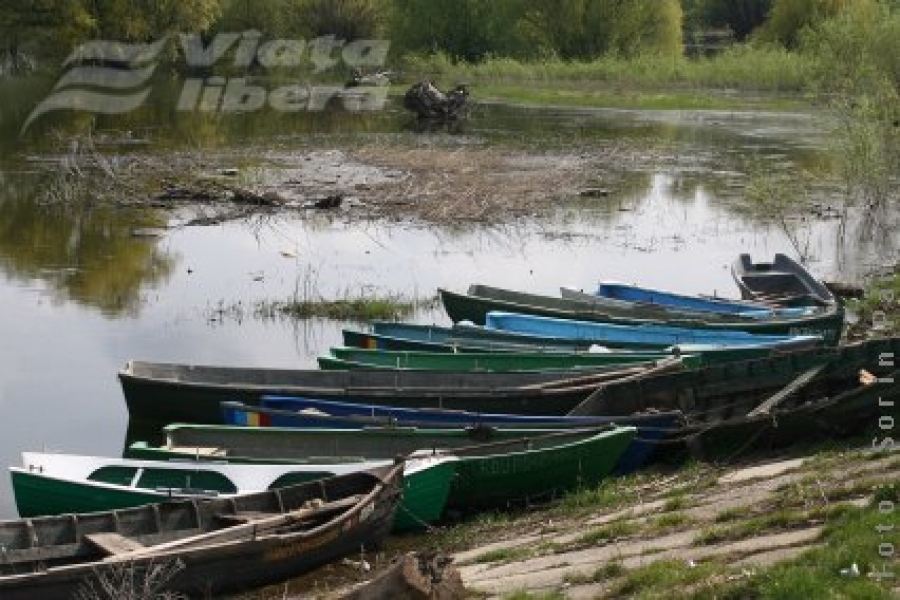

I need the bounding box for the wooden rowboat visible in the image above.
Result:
[484,311,823,350]
[342,327,805,365]
[128,425,637,511]
[569,337,898,459]
[731,253,837,307]
[440,284,844,344]
[221,398,682,475]
[11,452,455,532]
[562,284,815,318]
[319,346,693,372]
[118,358,685,429]
[0,463,403,600]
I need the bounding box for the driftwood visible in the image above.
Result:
[335,552,464,600]
[403,81,469,120]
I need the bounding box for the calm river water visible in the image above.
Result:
[0,78,895,519]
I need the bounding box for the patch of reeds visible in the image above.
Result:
[400,46,814,94]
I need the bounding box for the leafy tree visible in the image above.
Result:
[756,0,876,48]
[291,0,387,40]
[683,0,773,40]
[87,0,224,41]
[0,0,95,60]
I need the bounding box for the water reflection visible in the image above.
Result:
[0,176,175,315]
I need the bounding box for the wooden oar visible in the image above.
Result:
[746,363,827,418]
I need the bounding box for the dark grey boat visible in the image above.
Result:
[0,464,403,600]
[731,253,837,307]
[569,337,899,460]
[118,359,685,430]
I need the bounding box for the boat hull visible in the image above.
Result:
[0,466,402,600]
[126,426,636,512]
[570,337,899,460]
[118,360,683,433]
[440,285,844,345]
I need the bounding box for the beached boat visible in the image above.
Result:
[319,346,690,372]
[563,283,814,318]
[484,311,822,350]
[127,425,636,511]
[440,284,844,344]
[364,321,821,358]
[0,463,403,600]
[568,337,898,459]
[343,328,589,353]
[731,253,837,307]
[372,321,597,350]
[11,453,455,532]
[118,358,685,427]
[343,327,801,365]
[221,398,682,475]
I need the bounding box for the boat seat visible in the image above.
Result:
[84,532,145,556]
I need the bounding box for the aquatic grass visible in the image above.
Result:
[268,297,418,321]
[400,46,816,110]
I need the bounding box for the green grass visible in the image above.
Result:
[663,493,690,512]
[652,512,691,530]
[502,591,566,600]
[563,561,626,585]
[848,272,900,334]
[470,545,535,565]
[570,521,641,548]
[607,559,726,598]
[398,46,818,111]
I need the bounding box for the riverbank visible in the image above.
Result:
[241,441,898,599]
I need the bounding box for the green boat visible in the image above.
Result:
[569,337,899,459]
[343,328,803,366]
[318,346,698,372]
[440,284,845,345]
[11,452,456,532]
[127,425,637,511]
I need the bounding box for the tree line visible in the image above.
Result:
[1,0,896,66]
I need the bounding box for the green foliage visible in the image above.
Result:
[801,4,900,209]
[756,0,875,48]
[389,0,683,61]
[684,0,773,40]
[292,0,386,40]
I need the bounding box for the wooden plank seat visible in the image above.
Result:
[84,533,145,556]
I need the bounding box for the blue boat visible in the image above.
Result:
[485,311,823,348]
[345,326,590,353]
[221,398,682,475]
[584,282,813,318]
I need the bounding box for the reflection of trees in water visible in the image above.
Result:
[0,177,175,316]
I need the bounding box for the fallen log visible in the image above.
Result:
[335,552,465,600]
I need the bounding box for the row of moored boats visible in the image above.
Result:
[2,253,897,598]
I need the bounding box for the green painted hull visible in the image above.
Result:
[128,426,636,511]
[12,470,164,517]
[439,286,845,345]
[11,465,454,533]
[448,427,635,510]
[321,347,694,371]
[340,331,794,367]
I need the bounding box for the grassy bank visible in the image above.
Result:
[398,46,817,111]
